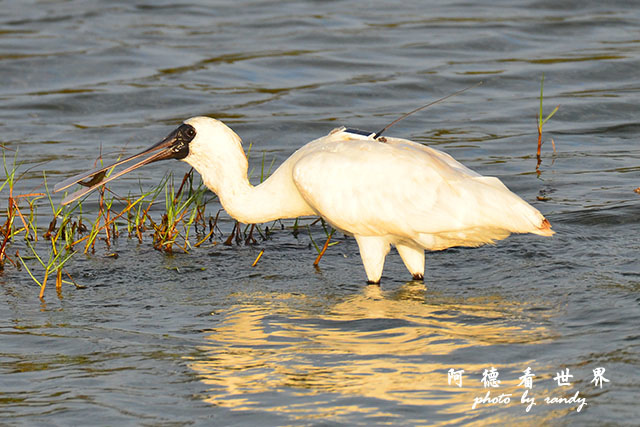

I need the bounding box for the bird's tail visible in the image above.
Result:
[531,218,554,236]
[470,176,554,238]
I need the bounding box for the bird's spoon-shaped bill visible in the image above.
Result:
[53,125,190,205]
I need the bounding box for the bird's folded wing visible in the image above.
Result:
[292,138,545,243]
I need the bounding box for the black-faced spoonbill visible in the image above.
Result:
[54,117,553,283]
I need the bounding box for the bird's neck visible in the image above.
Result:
[188,147,315,224]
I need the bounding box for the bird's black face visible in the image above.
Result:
[53,122,198,205]
[173,124,196,159]
[149,123,196,161]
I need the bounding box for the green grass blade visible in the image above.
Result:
[542,105,560,126]
[16,254,43,287]
[307,225,320,254]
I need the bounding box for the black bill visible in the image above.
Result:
[54,123,195,205]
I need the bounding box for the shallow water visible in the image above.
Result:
[1,1,639,425]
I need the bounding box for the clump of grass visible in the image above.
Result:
[1,149,46,270]
[0,153,80,298]
[0,142,224,298]
[17,235,77,299]
[17,173,91,298]
[150,168,212,253]
[0,141,338,299]
[64,168,217,255]
[536,73,559,173]
[1,150,20,270]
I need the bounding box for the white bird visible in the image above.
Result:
[55,116,553,283]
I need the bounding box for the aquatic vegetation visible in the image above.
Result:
[0,81,552,297]
[251,248,265,267]
[0,142,316,299]
[536,73,560,173]
[1,150,46,270]
[307,218,339,267]
[17,232,77,299]
[150,168,213,253]
[0,148,218,298]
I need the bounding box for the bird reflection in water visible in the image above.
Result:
[188,282,554,421]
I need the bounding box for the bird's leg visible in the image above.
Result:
[245,224,257,245]
[354,236,390,284]
[224,221,239,246]
[396,243,425,281]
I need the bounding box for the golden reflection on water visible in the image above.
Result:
[189,282,555,421]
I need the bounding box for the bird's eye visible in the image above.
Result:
[185,127,196,139]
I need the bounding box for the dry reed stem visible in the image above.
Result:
[10,199,31,239]
[98,188,111,248]
[195,209,222,247]
[536,125,543,173]
[63,268,82,288]
[195,228,216,247]
[14,192,45,199]
[174,169,193,200]
[39,271,48,299]
[313,230,334,267]
[0,189,15,267]
[155,206,190,252]
[55,268,62,292]
[74,193,148,250]
[251,249,265,267]
[0,221,12,267]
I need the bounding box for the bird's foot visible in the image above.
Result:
[412,273,424,281]
[366,279,381,285]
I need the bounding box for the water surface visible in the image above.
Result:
[1,1,639,425]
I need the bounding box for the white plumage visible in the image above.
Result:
[55,116,553,283]
[182,117,553,283]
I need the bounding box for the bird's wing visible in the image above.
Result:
[292,136,547,248]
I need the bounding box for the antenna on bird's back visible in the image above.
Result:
[373,81,483,139]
